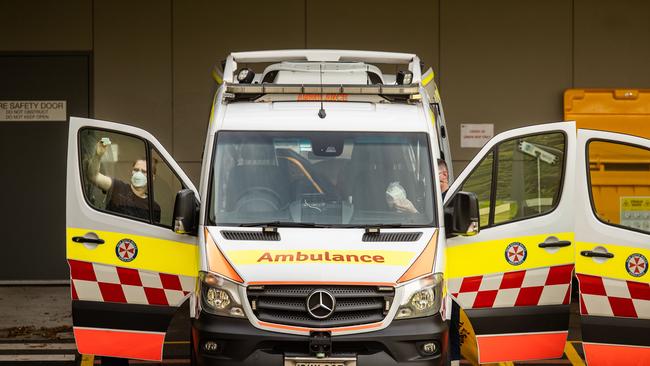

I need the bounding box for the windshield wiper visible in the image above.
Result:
[341,223,426,228]
[238,221,326,228]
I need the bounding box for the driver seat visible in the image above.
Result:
[225,141,289,212]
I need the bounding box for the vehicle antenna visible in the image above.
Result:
[318,63,326,119]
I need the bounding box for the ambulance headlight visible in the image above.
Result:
[395,273,443,319]
[205,288,230,309]
[200,272,246,318]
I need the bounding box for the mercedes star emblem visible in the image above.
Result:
[306,289,336,319]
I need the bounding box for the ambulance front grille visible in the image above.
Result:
[247,285,394,328]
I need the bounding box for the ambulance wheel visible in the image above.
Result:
[100,356,129,366]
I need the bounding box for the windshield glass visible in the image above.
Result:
[208,131,436,227]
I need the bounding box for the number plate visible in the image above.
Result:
[284,356,356,366]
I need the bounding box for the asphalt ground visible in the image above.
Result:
[0,286,589,365]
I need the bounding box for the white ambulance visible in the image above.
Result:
[66,50,650,366]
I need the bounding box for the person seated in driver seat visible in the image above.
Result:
[87,139,161,222]
[386,159,449,214]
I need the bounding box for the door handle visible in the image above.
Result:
[72,236,105,245]
[538,240,572,248]
[580,250,614,259]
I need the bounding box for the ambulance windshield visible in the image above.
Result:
[208,131,436,227]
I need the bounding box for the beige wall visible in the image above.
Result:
[2,0,649,182]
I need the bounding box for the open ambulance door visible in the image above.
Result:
[66,117,199,361]
[444,122,576,363]
[575,129,650,365]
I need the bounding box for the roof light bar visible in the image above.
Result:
[226,84,420,96]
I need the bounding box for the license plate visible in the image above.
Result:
[284,356,357,366]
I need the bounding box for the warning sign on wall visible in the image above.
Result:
[0,101,67,121]
[620,196,650,231]
[461,123,494,148]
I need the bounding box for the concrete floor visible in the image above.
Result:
[0,286,72,340]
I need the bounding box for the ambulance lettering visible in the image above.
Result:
[256,251,385,264]
[227,250,413,266]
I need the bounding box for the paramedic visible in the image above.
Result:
[87,140,161,222]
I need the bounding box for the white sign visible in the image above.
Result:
[461,123,494,148]
[0,100,67,121]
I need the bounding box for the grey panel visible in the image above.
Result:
[306,0,439,76]
[440,0,572,167]
[179,162,202,188]
[172,0,306,162]
[0,0,92,51]
[574,0,650,88]
[0,55,90,281]
[93,0,173,150]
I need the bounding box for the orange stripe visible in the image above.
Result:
[397,231,438,283]
[584,343,650,366]
[247,281,395,287]
[74,327,164,361]
[476,331,567,363]
[205,229,244,283]
[258,321,382,334]
[281,156,324,194]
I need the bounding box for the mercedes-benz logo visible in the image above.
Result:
[306,289,336,319]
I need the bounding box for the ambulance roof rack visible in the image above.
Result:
[218,49,423,84]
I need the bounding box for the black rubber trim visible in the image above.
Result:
[538,240,571,248]
[72,236,105,244]
[581,315,650,347]
[465,304,570,335]
[72,300,177,332]
[580,250,614,259]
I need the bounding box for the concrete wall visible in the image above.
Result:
[2,0,649,180]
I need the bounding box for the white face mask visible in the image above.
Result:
[131,171,147,188]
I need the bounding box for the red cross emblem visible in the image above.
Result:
[626,253,647,277]
[505,242,527,265]
[116,239,138,262]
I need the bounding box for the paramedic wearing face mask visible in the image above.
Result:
[87,140,161,222]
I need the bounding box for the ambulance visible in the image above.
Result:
[65,50,650,366]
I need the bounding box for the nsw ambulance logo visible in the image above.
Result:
[505,242,527,266]
[116,239,138,262]
[626,253,647,277]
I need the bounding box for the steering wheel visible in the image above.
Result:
[234,187,282,213]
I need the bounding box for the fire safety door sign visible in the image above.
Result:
[0,100,67,121]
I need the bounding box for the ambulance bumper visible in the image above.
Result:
[192,312,448,366]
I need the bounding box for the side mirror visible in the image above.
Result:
[444,191,480,238]
[173,189,199,235]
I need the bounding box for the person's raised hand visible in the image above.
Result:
[95,140,108,157]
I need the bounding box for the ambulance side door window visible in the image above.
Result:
[492,132,565,225]
[79,128,151,223]
[588,140,650,233]
[459,132,566,228]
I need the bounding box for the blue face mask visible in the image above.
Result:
[131,171,147,188]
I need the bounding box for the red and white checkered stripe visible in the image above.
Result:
[448,264,573,309]
[69,259,195,307]
[577,273,650,319]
